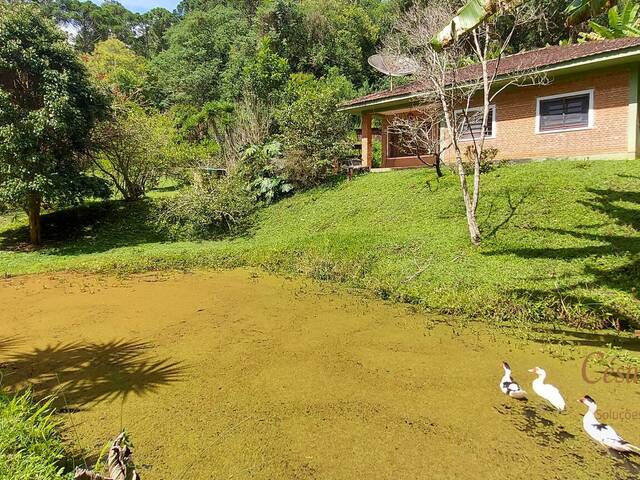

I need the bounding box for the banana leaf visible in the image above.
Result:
[430,0,528,50]
[430,0,498,50]
[565,0,614,27]
[585,0,640,39]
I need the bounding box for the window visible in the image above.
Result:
[536,90,593,133]
[458,106,496,141]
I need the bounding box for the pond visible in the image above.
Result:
[0,269,638,479]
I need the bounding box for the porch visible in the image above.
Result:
[358,112,439,170]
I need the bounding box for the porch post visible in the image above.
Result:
[381,116,388,168]
[361,113,373,168]
[629,64,640,159]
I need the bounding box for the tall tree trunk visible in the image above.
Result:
[455,150,481,244]
[27,192,42,246]
[439,95,481,245]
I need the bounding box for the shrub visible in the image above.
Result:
[239,141,293,204]
[276,73,355,188]
[277,149,335,189]
[462,146,500,173]
[90,101,178,200]
[154,175,255,239]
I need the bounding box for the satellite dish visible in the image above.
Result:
[368,54,418,76]
[368,54,418,90]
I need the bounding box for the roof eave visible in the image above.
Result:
[339,45,640,115]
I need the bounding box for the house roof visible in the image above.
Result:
[340,37,640,112]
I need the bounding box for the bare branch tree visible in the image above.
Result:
[386,0,546,244]
[387,105,450,177]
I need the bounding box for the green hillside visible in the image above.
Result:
[1,159,639,328]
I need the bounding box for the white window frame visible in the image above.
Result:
[455,105,496,142]
[535,89,594,134]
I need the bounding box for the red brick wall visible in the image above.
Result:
[380,67,632,166]
[443,68,631,161]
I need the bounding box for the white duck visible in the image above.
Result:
[528,366,566,411]
[579,395,640,454]
[499,361,527,399]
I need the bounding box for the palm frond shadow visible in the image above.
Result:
[0,335,22,354]
[0,339,185,407]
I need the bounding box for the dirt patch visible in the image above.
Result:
[0,270,638,479]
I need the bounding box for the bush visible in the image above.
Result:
[239,141,293,204]
[276,73,355,188]
[154,176,255,239]
[277,149,334,189]
[90,101,178,200]
[462,146,500,173]
[0,391,66,480]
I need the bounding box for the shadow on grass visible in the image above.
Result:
[485,186,640,328]
[494,403,576,447]
[509,326,640,352]
[0,199,168,255]
[0,339,185,408]
[481,186,534,238]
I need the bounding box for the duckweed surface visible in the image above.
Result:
[0,269,638,479]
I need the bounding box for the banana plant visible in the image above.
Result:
[583,0,640,38]
[430,0,520,50]
[565,0,616,27]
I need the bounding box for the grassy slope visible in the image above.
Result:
[1,159,639,328]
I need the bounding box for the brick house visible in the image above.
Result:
[339,38,640,169]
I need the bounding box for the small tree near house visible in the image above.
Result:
[0,5,110,245]
[387,0,546,244]
[387,105,450,178]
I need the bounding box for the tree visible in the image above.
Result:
[56,0,142,53]
[276,73,354,187]
[240,37,290,102]
[299,0,381,87]
[387,106,449,178]
[388,1,544,244]
[135,7,178,57]
[497,0,575,53]
[83,38,148,100]
[0,4,109,245]
[151,5,250,105]
[89,102,175,201]
[565,0,616,26]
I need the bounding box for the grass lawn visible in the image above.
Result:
[1,159,639,328]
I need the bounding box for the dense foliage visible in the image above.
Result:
[276,73,355,187]
[89,101,178,200]
[0,3,110,245]
[4,0,636,246]
[154,175,256,238]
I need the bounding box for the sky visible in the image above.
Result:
[95,0,181,13]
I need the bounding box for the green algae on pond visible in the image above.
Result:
[0,269,638,479]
